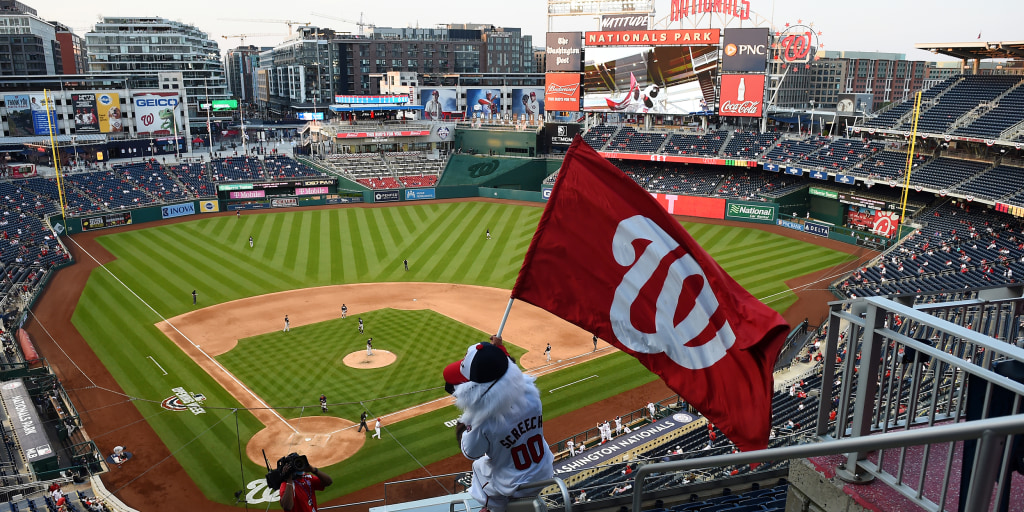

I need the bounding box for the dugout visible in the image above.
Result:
[0,378,59,478]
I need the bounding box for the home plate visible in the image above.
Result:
[289,433,331,447]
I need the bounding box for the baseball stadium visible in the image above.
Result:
[3,3,1024,512]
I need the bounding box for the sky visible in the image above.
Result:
[30,0,1023,61]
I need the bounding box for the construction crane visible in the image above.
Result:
[310,11,375,36]
[221,33,286,46]
[219,18,312,35]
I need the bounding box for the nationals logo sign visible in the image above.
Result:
[772,23,824,69]
[718,74,765,117]
[873,211,899,238]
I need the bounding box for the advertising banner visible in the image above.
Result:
[805,221,831,238]
[809,187,838,199]
[296,112,325,120]
[72,94,100,133]
[725,201,777,222]
[600,14,650,31]
[420,87,457,120]
[554,413,697,475]
[160,202,196,219]
[134,92,181,135]
[81,212,133,231]
[809,170,828,180]
[271,198,298,208]
[96,92,122,133]
[296,186,329,195]
[373,190,400,202]
[777,219,805,231]
[467,88,502,118]
[229,190,266,199]
[837,193,887,210]
[721,28,769,72]
[547,123,580,147]
[29,94,57,135]
[5,94,32,136]
[784,167,803,176]
[404,188,436,201]
[650,193,725,219]
[545,73,581,112]
[336,130,430,139]
[546,32,583,72]
[599,151,758,167]
[835,174,856,185]
[584,29,719,46]
[511,88,545,120]
[719,74,765,117]
[542,186,553,201]
[199,200,220,213]
[1,379,55,463]
[872,211,899,238]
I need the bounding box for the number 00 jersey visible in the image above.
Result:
[460,390,554,496]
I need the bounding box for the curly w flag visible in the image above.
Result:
[512,137,788,451]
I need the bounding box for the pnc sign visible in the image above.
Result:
[721,28,770,72]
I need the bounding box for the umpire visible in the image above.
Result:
[357,411,369,432]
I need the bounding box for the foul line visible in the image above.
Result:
[549,375,598,393]
[147,356,168,376]
[65,236,299,434]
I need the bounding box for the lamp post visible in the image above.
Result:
[150,141,156,161]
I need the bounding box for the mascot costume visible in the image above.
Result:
[444,336,553,512]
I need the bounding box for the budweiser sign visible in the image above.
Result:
[545,73,581,111]
[719,74,765,117]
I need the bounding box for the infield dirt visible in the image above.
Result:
[26,202,877,512]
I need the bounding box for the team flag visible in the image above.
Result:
[511,137,789,451]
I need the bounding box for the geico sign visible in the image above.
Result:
[135,98,179,107]
[725,43,765,56]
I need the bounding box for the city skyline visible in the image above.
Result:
[28,0,1023,61]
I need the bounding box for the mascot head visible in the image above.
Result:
[444,342,538,425]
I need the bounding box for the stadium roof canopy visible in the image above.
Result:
[914,40,1024,60]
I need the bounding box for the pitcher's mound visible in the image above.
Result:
[247,416,363,467]
[343,350,396,369]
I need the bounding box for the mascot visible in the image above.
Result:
[444,336,553,512]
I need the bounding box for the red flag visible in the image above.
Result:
[512,138,788,451]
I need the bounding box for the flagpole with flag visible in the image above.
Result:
[510,136,789,452]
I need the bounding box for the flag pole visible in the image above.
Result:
[496,297,515,337]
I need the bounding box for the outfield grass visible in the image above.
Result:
[70,202,855,504]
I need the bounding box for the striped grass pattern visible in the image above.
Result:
[70,202,853,502]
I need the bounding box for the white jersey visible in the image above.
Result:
[461,389,553,498]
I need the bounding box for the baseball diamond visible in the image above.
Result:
[30,200,864,510]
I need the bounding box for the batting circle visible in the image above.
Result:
[343,350,397,369]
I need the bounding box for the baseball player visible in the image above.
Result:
[544,343,551,362]
[404,259,409,271]
[192,289,197,305]
[341,304,348,318]
[284,315,290,332]
[444,336,553,512]
[486,229,491,240]
[372,418,382,439]
[598,422,607,443]
[648,402,657,421]
[236,210,240,219]
[567,439,575,456]
[358,317,364,334]
[592,334,598,352]
[366,337,374,356]
[249,235,254,248]
[615,416,623,436]
[320,394,328,413]
[603,420,613,441]
[357,411,369,432]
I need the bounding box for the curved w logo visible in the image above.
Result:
[468,160,500,178]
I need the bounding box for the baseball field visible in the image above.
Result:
[39,200,863,509]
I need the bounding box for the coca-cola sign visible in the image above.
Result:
[719,74,765,117]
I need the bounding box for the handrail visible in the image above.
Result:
[515,477,572,512]
[629,414,1024,512]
